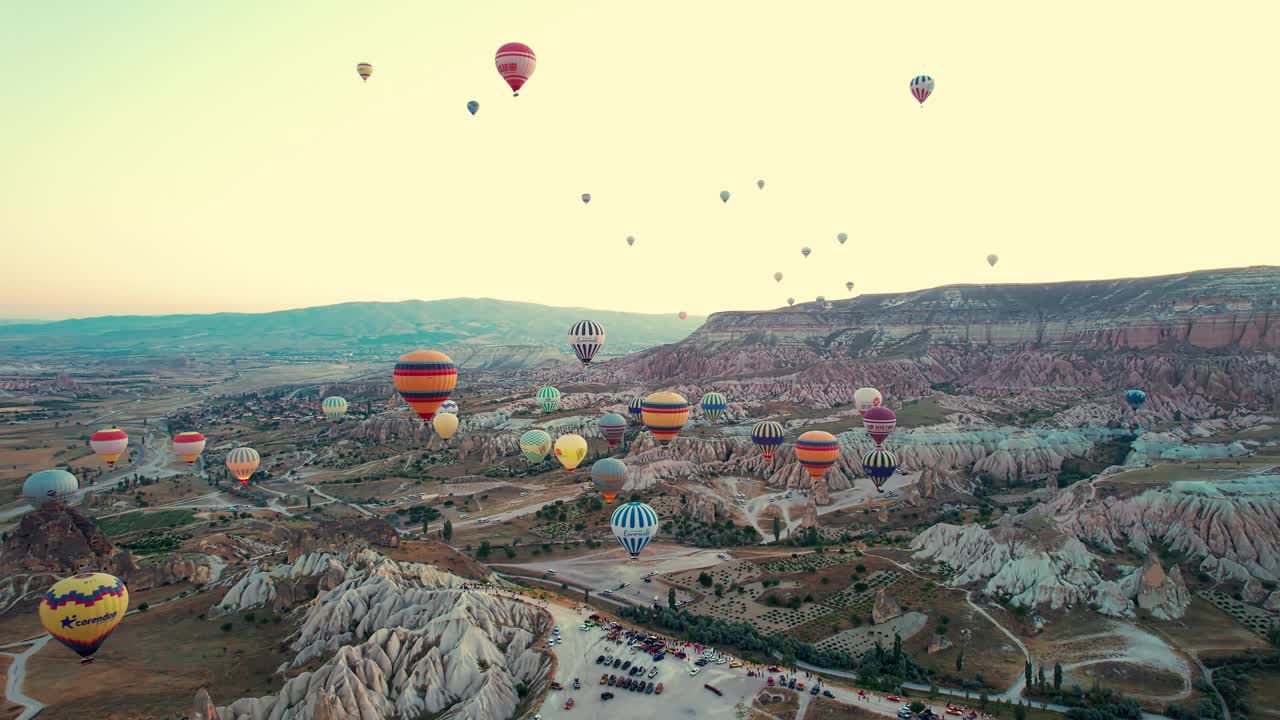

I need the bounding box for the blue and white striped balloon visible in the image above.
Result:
[439,400,459,415]
[610,501,659,559]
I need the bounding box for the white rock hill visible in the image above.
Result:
[210,549,552,720]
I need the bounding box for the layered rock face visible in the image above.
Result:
[588,267,1280,411]
[211,549,551,720]
[287,518,400,562]
[872,587,903,624]
[910,517,1190,619]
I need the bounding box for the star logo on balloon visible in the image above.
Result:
[61,615,76,628]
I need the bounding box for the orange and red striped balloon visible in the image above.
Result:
[393,350,458,422]
[641,391,690,447]
[172,432,206,465]
[795,430,840,481]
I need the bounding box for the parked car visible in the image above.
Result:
[550,682,563,690]
[767,677,775,687]
[599,675,608,685]
[573,678,580,689]
[823,690,835,698]
[563,698,574,710]
[655,683,663,695]
[689,667,701,676]
[600,692,614,701]
[608,675,616,686]
[613,659,622,668]
[899,710,914,719]
[648,667,659,678]
[595,655,605,665]
[811,686,820,696]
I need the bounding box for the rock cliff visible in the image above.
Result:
[210,549,549,720]
[585,267,1280,412]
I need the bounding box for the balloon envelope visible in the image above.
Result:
[432,412,459,440]
[719,191,730,203]
[610,501,659,559]
[356,63,372,81]
[910,75,935,104]
[598,413,628,447]
[678,311,688,320]
[467,100,479,115]
[627,397,644,424]
[591,457,628,502]
[846,282,855,292]
[854,387,883,415]
[862,447,899,492]
[837,233,848,245]
[172,432,207,464]
[774,272,783,283]
[795,430,840,481]
[40,572,128,660]
[787,298,795,306]
[862,406,897,446]
[568,320,606,364]
[801,247,811,258]
[393,350,458,422]
[496,42,536,95]
[23,469,78,507]
[642,391,690,446]
[90,429,128,467]
[750,421,785,460]
[987,254,999,267]
[626,235,636,246]
[226,447,260,484]
[699,392,727,423]
[439,400,460,415]
[1125,389,1147,411]
[581,193,591,205]
[536,386,561,413]
[322,396,348,422]
[757,179,765,189]
[519,430,552,464]
[553,434,588,472]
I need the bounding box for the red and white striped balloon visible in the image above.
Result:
[495,42,536,96]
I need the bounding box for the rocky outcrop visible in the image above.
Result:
[1242,577,1268,604]
[928,633,952,654]
[0,504,121,575]
[288,518,401,562]
[1135,558,1191,620]
[872,588,903,624]
[1041,473,1280,583]
[209,549,547,720]
[583,267,1280,413]
[1264,591,1280,612]
[800,497,820,529]
[193,688,221,720]
[681,493,727,524]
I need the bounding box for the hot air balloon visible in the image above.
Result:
[226,447,260,484]
[862,406,897,447]
[700,392,727,423]
[322,396,348,423]
[439,399,460,415]
[854,387,883,415]
[1125,389,1147,412]
[787,298,795,306]
[750,421,785,460]
[816,295,825,304]
[757,179,765,189]
[837,233,848,245]
[598,413,628,448]
[846,282,855,292]
[910,75,934,105]
[172,432,206,465]
[642,391,690,447]
[720,191,730,204]
[536,386,561,413]
[611,501,659,559]
[519,429,553,464]
[40,572,128,663]
[801,247,811,258]
[90,429,128,467]
[774,272,783,283]
[591,457,628,503]
[581,193,592,205]
[987,254,999,267]
[495,42,536,96]
[356,63,373,82]
[627,397,644,424]
[568,320,606,364]
[432,412,459,440]
[553,433,588,472]
[626,235,636,246]
[22,469,78,507]
[467,100,479,115]
[862,448,898,493]
[394,350,458,422]
[796,430,840,481]
[678,311,688,320]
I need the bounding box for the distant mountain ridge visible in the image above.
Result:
[0,298,703,364]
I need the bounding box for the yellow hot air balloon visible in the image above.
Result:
[432,412,459,440]
[39,572,129,663]
[553,433,588,473]
[226,447,260,484]
[356,63,373,82]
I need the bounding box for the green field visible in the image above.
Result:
[97,510,196,536]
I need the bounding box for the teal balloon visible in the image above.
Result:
[720,191,730,203]
[467,100,479,115]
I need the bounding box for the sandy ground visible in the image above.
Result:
[507,543,730,604]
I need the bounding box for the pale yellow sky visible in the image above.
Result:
[2,1,1277,320]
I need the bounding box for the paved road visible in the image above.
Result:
[0,635,52,720]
